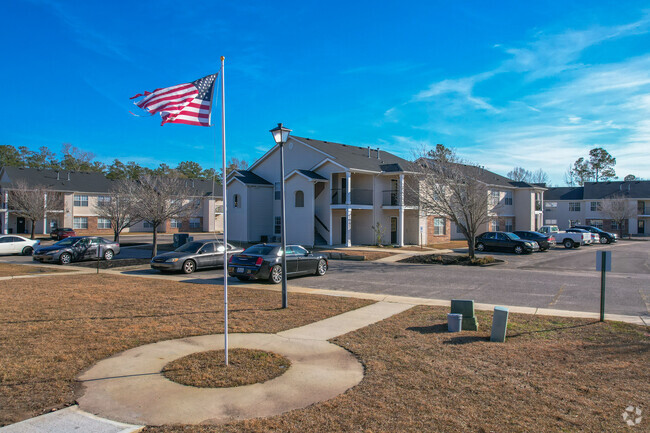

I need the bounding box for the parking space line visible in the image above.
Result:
[548,285,564,307]
[639,289,650,314]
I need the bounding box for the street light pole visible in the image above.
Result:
[270,123,292,309]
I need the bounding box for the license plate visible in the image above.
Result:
[237,267,244,273]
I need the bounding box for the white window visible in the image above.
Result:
[590,201,601,212]
[233,194,240,208]
[505,218,513,232]
[73,217,88,229]
[97,196,111,206]
[74,195,88,207]
[490,220,499,231]
[504,191,513,206]
[189,218,201,229]
[545,201,558,208]
[591,219,603,229]
[170,219,182,229]
[274,182,281,200]
[97,217,111,229]
[433,218,445,235]
[274,216,282,234]
[545,219,557,225]
[295,190,304,208]
[569,202,581,212]
[143,221,153,229]
[489,190,500,206]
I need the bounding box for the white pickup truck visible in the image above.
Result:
[538,225,591,249]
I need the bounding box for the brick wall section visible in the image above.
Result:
[426,216,451,244]
[73,216,113,236]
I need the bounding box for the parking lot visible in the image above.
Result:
[2,238,648,318]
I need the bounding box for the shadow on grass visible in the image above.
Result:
[406,323,448,334]
[443,335,489,345]
[507,321,600,338]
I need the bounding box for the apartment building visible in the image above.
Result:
[543,181,650,235]
[0,166,223,236]
[227,135,546,247]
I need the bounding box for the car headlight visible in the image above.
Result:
[525,242,533,247]
[167,258,180,263]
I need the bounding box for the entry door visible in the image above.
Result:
[390,179,398,206]
[17,217,26,234]
[390,217,397,244]
[639,220,645,234]
[340,217,346,244]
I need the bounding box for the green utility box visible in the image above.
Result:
[490,306,509,342]
[450,299,478,331]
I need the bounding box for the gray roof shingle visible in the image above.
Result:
[231,170,272,185]
[296,169,327,180]
[545,187,584,200]
[0,166,114,193]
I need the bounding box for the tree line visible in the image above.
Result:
[0,143,247,181]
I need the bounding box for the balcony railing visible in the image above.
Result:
[382,190,419,207]
[331,188,373,205]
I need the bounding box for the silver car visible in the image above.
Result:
[33,236,120,264]
[151,240,243,274]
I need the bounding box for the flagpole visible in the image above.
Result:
[220,56,229,366]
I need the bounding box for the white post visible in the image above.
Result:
[345,171,351,205]
[43,192,48,235]
[346,207,352,247]
[398,174,405,247]
[3,192,8,234]
[220,56,229,366]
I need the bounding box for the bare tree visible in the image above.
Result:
[413,148,493,258]
[129,175,202,256]
[94,179,141,243]
[8,181,61,239]
[600,194,635,239]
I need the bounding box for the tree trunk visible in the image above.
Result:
[467,236,475,259]
[114,230,119,243]
[30,220,36,240]
[152,224,158,257]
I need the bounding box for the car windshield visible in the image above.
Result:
[174,241,204,253]
[54,238,78,247]
[505,233,520,240]
[243,245,276,256]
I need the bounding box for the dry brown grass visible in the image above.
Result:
[0,263,69,277]
[147,306,649,433]
[163,349,290,388]
[316,249,397,261]
[0,274,371,426]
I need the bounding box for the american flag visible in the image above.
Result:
[130,73,218,126]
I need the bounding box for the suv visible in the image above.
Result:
[50,228,76,240]
[572,225,617,244]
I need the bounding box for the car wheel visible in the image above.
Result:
[182,260,196,274]
[59,253,72,265]
[269,265,283,284]
[476,242,486,252]
[315,259,327,276]
[600,237,608,244]
[236,276,250,281]
[563,239,574,249]
[103,249,114,261]
[514,245,524,255]
[22,246,33,256]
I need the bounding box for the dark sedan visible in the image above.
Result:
[33,236,120,264]
[151,240,243,274]
[228,244,328,283]
[572,225,617,244]
[512,230,556,251]
[475,232,539,254]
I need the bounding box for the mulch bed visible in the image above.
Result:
[70,258,151,269]
[316,249,396,261]
[399,254,502,266]
[146,306,649,432]
[163,349,290,388]
[0,274,371,426]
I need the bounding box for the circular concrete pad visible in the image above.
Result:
[77,333,363,425]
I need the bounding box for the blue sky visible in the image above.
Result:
[2,0,650,184]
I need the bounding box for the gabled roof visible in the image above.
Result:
[419,159,545,189]
[295,169,327,180]
[229,170,272,186]
[292,136,416,173]
[583,181,650,199]
[545,187,584,201]
[0,166,114,193]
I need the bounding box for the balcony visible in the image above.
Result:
[331,188,373,205]
[382,190,419,207]
[535,201,542,211]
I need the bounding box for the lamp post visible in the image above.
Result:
[270,123,292,308]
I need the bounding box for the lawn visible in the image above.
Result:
[147,307,649,433]
[0,274,372,426]
[0,262,70,277]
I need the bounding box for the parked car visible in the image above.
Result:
[228,244,328,283]
[538,225,590,249]
[0,235,40,255]
[511,231,556,251]
[566,228,598,245]
[33,236,120,265]
[50,228,76,240]
[571,225,618,244]
[150,240,243,274]
[475,232,539,254]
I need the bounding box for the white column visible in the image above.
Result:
[346,207,352,247]
[345,171,351,205]
[328,209,333,246]
[3,192,8,234]
[43,192,48,234]
[398,174,405,246]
